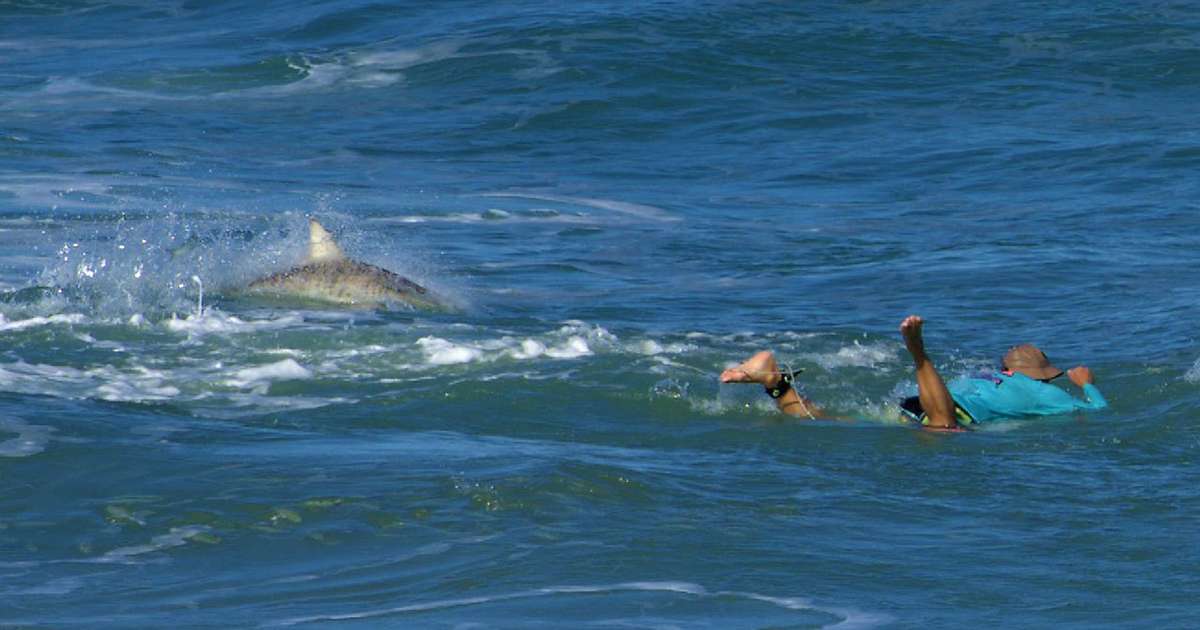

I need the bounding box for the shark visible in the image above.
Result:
[243,219,447,310]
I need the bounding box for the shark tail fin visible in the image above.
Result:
[306,219,346,263]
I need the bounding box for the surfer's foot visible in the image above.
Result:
[722,350,825,420]
[899,315,928,364]
[720,351,784,388]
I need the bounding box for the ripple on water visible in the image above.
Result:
[0,417,53,457]
[270,580,888,628]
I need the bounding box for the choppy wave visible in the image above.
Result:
[0,297,928,421]
[270,580,886,628]
[94,526,213,565]
[2,1,1198,628]
[479,192,677,222]
[3,38,568,106]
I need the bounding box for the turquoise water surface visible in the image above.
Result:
[2,2,1199,627]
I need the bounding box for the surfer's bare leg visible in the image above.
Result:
[900,315,958,429]
[720,351,823,418]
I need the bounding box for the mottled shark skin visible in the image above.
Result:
[244,219,446,310]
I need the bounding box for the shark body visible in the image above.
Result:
[244,220,445,310]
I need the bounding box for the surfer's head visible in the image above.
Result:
[1002,344,1064,381]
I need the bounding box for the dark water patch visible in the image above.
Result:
[281,4,412,43]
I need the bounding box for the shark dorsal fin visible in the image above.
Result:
[305,219,345,263]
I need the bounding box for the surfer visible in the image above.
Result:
[720,315,1107,430]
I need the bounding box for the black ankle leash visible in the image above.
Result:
[765,367,804,399]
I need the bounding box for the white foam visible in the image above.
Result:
[636,340,664,355]
[0,360,185,403]
[93,365,177,402]
[226,359,313,389]
[0,418,53,458]
[1184,356,1200,382]
[0,313,85,332]
[92,377,181,402]
[559,320,618,346]
[509,339,546,359]
[0,315,701,415]
[163,310,302,336]
[545,336,591,359]
[416,336,483,365]
[411,322,620,366]
[0,351,336,412]
[804,341,896,369]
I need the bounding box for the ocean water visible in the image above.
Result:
[2,1,1199,627]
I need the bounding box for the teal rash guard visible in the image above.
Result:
[948,371,1108,422]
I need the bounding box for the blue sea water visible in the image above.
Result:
[2,1,1200,627]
